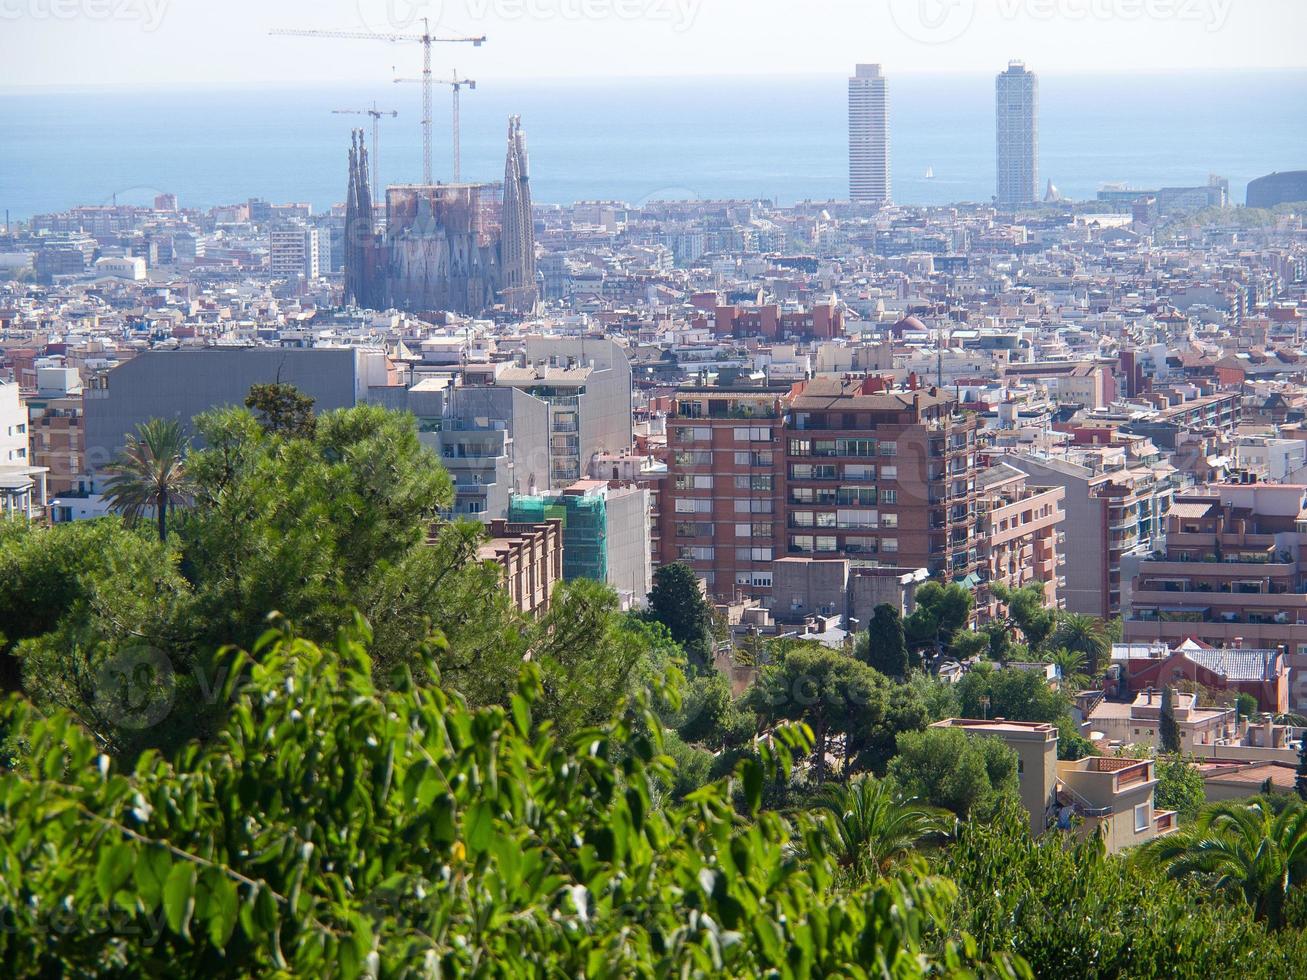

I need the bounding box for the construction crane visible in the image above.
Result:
[331,102,397,203]
[271,19,485,184]
[394,71,475,182]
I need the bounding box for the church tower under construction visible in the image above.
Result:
[342,117,538,316]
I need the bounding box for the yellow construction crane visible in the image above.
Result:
[271,19,486,185]
[331,102,398,203]
[394,71,475,183]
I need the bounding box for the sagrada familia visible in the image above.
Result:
[344,116,538,315]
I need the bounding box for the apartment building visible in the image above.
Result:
[1122,484,1307,708]
[1087,685,1239,750]
[659,376,983,602]
[786,376,982,582]
[268,225,319,280]
[1005,452,1174,619]
[475,518,563,618]
[976,463,1066,622]
[931,718,1177,852]
[437,338,634,518]
[659,386,787,599]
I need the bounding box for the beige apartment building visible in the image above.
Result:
[932,718,1177,852]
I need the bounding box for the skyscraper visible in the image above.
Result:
[996,61,1038,207]
[848,64,890,205]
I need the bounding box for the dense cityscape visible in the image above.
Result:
[4,7,1307,976]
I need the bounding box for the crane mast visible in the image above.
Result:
[271,21,485,185]
[395,71,476,182]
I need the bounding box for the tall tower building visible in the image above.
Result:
[501,115,538,313]
[848,64,890,205]
[996,61,1039,207]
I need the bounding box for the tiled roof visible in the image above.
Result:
[1185,648,1282,682]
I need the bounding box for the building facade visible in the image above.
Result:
[1122,484,1307,708]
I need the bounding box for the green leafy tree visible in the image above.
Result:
[1236,692,1260,722]
[1160,686,1182,754]
[675,670,752,750]
[948,630,990,662]
[812,775,952,882]
[1049,612,1111,676]
[862,604,908,678]
[992,582,1055,654]
[244,382,317,439]
[747,645,887,784]
[948,804,1307,976]
[0,623,1023,977]
[887,727,1019,820]
[646,561,714,670]
[102,418,193,542]
[1156,755,1207,821]
[904,582,973,657]
[956,665,1072,726]
[1142,799,1307,929]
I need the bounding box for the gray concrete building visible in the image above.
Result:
[83,347,378,471]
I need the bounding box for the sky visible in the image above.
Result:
[1,0,1306,89]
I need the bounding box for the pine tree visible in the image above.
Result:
[1159,686,1181,754]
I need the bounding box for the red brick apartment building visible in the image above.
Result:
[659,375,986,601]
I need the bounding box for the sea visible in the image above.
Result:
[1,71,1305,219]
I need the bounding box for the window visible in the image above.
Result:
[815,536,838,553]
[881,489,898,504]
[1134,803,1150,833]
[736,571,772,588]
[675,522,711,537]
[675,426,711,443]
[736,451,773,466]
[736,547,773,562]
[882,538,899,554]
[837,486,877,507]
[735,523,754,538]
[789,438,811,456]
[734,499,772,514]
[836,438,876,457]
[881,514,898,529]
[791,487,814,504]
[734,426,771,442]
[844,463,876,481]
[791,535,814,553]
[678,546,715,561]
[838,509,877,528]
[881,442,897,457]
[880,465,898,480]
[674,451,711,466]
[675,498,711,514]
[791,511,814,528]
[675,474,713,490]
[736,474,773,491]
[815,512,837,529]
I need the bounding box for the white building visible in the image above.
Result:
[269,225,320,280]
[93,255,147,281]
[996,61,1039,207]
[1,380,28,465]
[848,64,890,205]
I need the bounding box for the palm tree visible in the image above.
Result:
[1140,799,1307,929]
[102,418,193,542]
[1050,613,1111,676]
[1046,647,1089,691]
[812,775,952,881]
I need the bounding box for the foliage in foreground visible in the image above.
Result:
[0,623,1023,979]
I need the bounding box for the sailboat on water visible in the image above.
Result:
[924,165,935,180]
